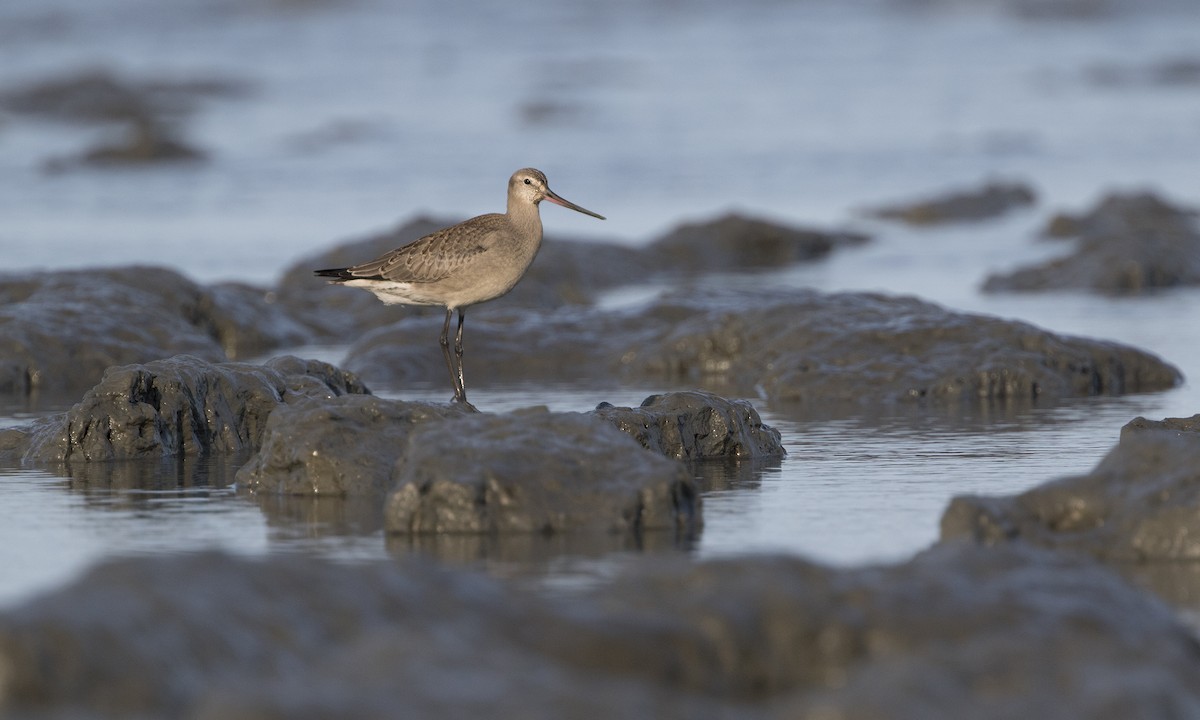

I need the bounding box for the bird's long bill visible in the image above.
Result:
[544,189,606,220]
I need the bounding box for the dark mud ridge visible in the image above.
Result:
[1,543,1198,718]
[0,266,311,400]
[1,205,1185,405]
[340,287,1181,405]
[943,412,1200,562]
[0,355,791,540]
[862,180,1037,225]
[2,355,1200,716]
[2,192,1199,716]
[0,68,249,170]
[984,191,1200,294]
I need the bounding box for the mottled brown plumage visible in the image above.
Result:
[315,168,604,404]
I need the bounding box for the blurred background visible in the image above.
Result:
[2,0,1198,284]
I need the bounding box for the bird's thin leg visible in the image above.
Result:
[454,310,467,402]
[439,308,463,402]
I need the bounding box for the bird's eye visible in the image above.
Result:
[523,178,532,185]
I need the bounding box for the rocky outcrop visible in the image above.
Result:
[197,281,315,360]
[236,395,472,495]
[384,410,701,536]
[1086,57,1200,88]
[3,355,368,463]
[44,117,205,171]
[593,391,785,459]
[864,181,1036,225]
[645,212,868,272]
[0,267,224,399]
[0,68,247,170]
[626,290,1182,404]
[0,69,246,124]
[941,413,1200,561]
[337,303,646,390]
[0,267,314,400]
[1,544,1196,719]
[239,390,781,500]
[342,288,1183,406]
[984,192,1200,293]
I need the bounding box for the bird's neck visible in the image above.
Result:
[507,199,544,245]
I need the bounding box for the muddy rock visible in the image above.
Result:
[896,0,1132,21]
[385,410,700,536]
[200,281,315,359]
[45,117,205,171]
[0,267,315,400]
[340,303,653,390]
[236,394,472,496]
[568,544,1200,718]
[984,192,1200,293]
[864,181,1036,225]
[1087,57,1200,87]
[646,212,868,272]
[593,391,785,460]
[2,69,156,123]
[624,289,1182,404]
[2,544,1198,719]
[507,236,653,306]
[9,355,368,463]
[941,416,1200,560]
[1121,413,1200,440]
[0,267,225,399]
[348,287,1181,406]
[1,69,244,169]
[0,68,246,124]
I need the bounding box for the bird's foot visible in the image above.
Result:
[450,395,480,413]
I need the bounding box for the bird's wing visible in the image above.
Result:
[343,215,505,283]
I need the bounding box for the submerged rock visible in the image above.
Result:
[7,355,368,463]
[863,181,1036,225]
[593,391,785,459]
[385,410,700,536]
[984,192,1200,294]
[1,544,1196,719]
[941,414,1200,561]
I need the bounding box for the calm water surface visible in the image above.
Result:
[1,0,1200,607]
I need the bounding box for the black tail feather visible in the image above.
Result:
[314,267,352,280]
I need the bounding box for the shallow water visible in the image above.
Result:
[2,0,1200,608]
